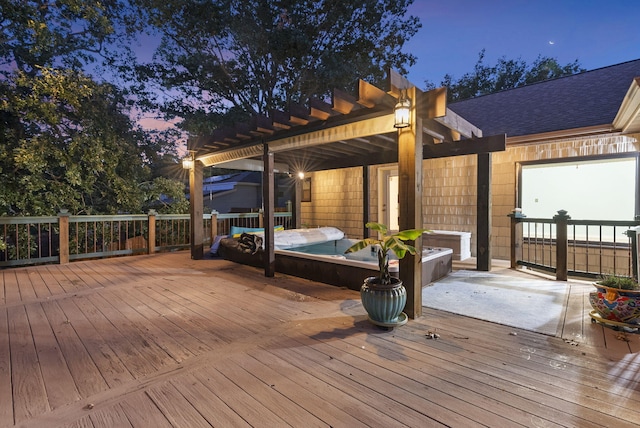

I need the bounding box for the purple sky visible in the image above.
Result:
[405,0,640,86]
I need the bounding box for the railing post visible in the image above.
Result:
[626,226,640,281]
[211,211,218,241]
[553,209,570,281]
[148,210,157,254]
[258,209,264,228]
[508,209,525,269]
[58,209,70,264]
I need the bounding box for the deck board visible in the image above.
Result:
[88,403,133,428]
[276,333,504,426]
[383,315,639,427]
[190,365,292,427]
[169,372,253,427]
[24,303,82,408]
[219,356,328,427]
[40,299,110,398]
[71,294,158,379]
[118,392,173,428]
[3,252,640,428]
[0,308,13,424]
[7,305,50,423]
[55,297,135,388]
[144,381,214,428]
[239,351,368,427]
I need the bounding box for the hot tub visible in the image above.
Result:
[218,233,452,291]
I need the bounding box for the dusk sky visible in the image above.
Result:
[405,0,640,86]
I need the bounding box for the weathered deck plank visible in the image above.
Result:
[40,300,109,398]
[3,270,21,306]
[145,381,214,428]
[218,356,328,427]
[24,303,82,408]
[88,403,133,428]
[3,252,640,428]
[273,334,493,426]
[0,308,13,424]
[7,305,49,424]
[190,365,293,426]
[83,292,174,371]
[239,350,369,427]
[70,294,158,379]
[169,372,252,427]
[55,297,135,388]
[118,392,173,428]
[21,267,54,299]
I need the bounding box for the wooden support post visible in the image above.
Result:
[263,144,275,277]
[398,87,423,319]
[58,209,69,264]
[148,210,156,254]
[363,165,370,239]
[476,152,492,271]
[189,158,204,260]
[554,210,570,281]
[508,210,525,269]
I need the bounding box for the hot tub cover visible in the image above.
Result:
[272,227,345,249]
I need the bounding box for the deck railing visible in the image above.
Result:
[0,210,293,268]
[509,209,640,280]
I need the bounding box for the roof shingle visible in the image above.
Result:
[449,58,640,137]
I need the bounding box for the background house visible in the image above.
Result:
[196,171,294,214]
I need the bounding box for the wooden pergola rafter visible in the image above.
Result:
[186,70,506,319]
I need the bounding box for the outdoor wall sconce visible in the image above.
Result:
[297,171,305,179]
[394,91,411,129]
[182,153,194,170]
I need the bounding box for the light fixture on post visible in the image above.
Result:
[182,152,195,170]
[394,90,411,129]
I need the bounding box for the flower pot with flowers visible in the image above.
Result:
[589,274,640,326]
[345,222,429,327]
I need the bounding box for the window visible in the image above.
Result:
[519,155,638,220]
[301,177,311,202]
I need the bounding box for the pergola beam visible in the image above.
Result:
[423,134,506,159]
[436,108,483,139]
[268,114,396,153]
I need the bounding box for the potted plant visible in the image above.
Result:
[345,222,429,327]
[589,274,640,325]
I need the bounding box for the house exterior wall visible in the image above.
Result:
[299,167,364,239]
[302,132,640,261]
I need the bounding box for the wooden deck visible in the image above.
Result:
[2,252,640,427]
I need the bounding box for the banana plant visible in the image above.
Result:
[345,222,429,285]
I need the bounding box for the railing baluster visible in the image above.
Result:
[512,213,639,280]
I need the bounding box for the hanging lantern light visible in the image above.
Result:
[394,91,411,129]
[182,153,195,170]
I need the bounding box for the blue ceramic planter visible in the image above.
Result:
[360,277,407,327]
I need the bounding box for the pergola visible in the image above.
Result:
[185,71,506,318]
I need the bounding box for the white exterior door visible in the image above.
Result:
[379,168,399,231]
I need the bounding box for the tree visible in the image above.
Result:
[133,0,421,134]
[0,68,149,215]
[0,1,185,215]
[0,0,140,78]
[427,49,585,102]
